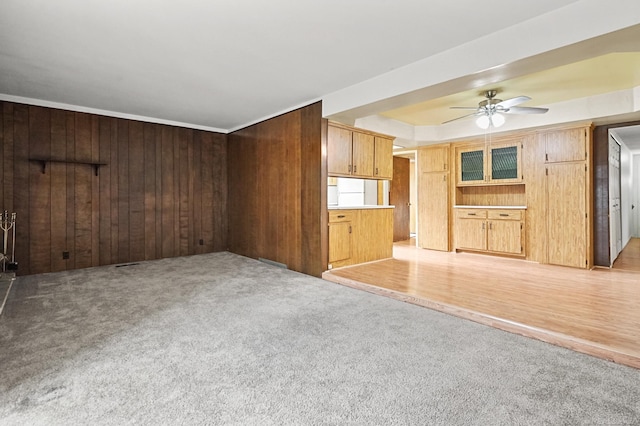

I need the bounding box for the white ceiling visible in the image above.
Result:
[2,0,640,147]
[0,0,584,132]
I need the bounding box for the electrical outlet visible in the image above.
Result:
[62,251,70,260]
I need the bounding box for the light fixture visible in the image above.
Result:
[475,111,505,129]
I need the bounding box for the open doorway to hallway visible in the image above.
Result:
[608,125,640,269]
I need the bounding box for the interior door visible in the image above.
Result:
[390,156,410,242]
[609,135,622,265]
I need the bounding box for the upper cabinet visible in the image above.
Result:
[374,137,393,179]
[544,128,588,163]
[422,145,449,173]
[327,122,394,180]
[456,140,522,186]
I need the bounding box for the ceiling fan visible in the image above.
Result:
[443,90,549,129]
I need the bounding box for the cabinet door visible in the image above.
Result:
[456,218,486,251]
[547,163,587,268]
[422,145,450,173]
[457,147,485,185]
[487,220,522,254]
[328,125,353,176]
[419,172,449,251]
[329,221,352,263]
[351,132,375,177]
[489,142,522,183]
[545,128,587,163]
[374,137,393,179]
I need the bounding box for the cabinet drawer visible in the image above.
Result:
[488,210,522,220]
[455,209,487,219]
[329,211,354,223]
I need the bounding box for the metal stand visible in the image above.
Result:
[0,211,17,316]
[1,211,17,272]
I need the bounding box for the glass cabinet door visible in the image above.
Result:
[459,149,485,184]
[489,143,521,183]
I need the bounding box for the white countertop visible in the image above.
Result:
[329,205,395,210]
[453,205,527,210]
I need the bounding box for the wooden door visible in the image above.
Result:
[419,172,449,250]
[374,137,393,179]
[352,132,374,177]
[547,163,587,268]
[327,125,352,176]
[545,128,587,163]
[487,220,522,254]
[329,221,351,263]
[391,157,410,242]
[456,218,486,250]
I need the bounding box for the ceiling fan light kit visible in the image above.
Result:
[444,89,549,129]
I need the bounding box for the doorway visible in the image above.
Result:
[390,156,410,242]
[595,122,640,267]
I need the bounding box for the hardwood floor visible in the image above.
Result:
[323,241,640,369]
[613,238,640,272]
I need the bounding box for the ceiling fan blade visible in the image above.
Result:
[504,106,549,114]
[442,111,482,124]
[449,106,479,110]
[496,96,531,109]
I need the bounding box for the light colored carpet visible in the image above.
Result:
[0,252,638,425]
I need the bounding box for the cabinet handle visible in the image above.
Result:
[444,163,447,170]
[467,213,476,216]
[489,223,493,230]
[353,165,357,173]
[349,226,352,234]
[375,167,379,175]
[337,215,345,218]
[499,213,509,217]
[482,222,485,230]
[348,165,352,173]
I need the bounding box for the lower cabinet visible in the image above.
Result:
[454,208,525,256]
[328,208,393,269]
[328,213,352,264]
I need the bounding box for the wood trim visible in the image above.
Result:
[327,120,395,140]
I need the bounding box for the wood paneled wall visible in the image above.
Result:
[0,101,227,275]
[227,102,327,277]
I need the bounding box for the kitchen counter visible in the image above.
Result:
[329,205,395,210]
[453,205,527,210]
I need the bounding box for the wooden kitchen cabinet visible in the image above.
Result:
[419,171,449,251]
[352,132,375,177]
[327,122,394,180]
[374,137,393,179]
[327,125,353,175]
[328,222,352,263]
[545,127,588,163]
[328,208,393,269]
[422,144,450,173]
[456,140,522,186]
[417,144,451,251]
[546,162,587,268]
[454,208,525,256]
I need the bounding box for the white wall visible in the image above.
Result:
[620,141,633,246]
[634,154,640,237]
[620,142,634,246]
